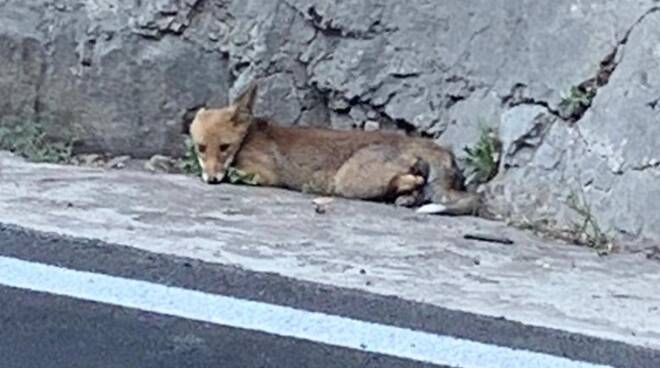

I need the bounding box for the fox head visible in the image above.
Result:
[189,83,256,184]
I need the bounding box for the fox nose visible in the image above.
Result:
[201,172,216,184]
[201,170,224,184]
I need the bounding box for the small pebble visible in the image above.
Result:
[145,154,176,173]
[363,120,380,131]
[312,197,334,214]
[105,155,131,169]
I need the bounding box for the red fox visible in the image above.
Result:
[189,84,483,215]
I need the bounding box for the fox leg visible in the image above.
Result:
[388,171,428,207]
[333,145,425,200]
[389,173,425,194]
[417,186,482,216]
[390,158,431,207]
[420,162,482,216]
[402,143,483,216]
[394,191,422,207]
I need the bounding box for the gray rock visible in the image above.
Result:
[252,73,303,126]
[145,154,176,173]
[71,153,104,167]
[0,0,229,158]
[105,155,131,169]
[499,105,555,168]
[347,105,368,125]
[485,7,660,246]
[329,111,356,130]
[363,120,380,132]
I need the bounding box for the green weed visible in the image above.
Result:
[513,190,615,253]
[227,167,259,185]
[566,190,613,250]
[559,86,595,120]
[178,136,202,176]
[0,123,74,163]
[463,123,501,186]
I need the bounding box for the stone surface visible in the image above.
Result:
[144,154,177,173]
[1,1,659,242]
[484,9,660,246]
[104,155,130,169]
[1,151,660,349]
[0,0,229,157]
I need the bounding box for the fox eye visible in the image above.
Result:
[197,144,206,154]
[219,144,230,152]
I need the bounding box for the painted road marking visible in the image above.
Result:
[0,256,612,368]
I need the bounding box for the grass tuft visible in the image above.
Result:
[0,123,74,163]
[513,189,615,253]
[565,189,613,251]
[178,136,202,176]
[558,86,595,120]
[463,123,501,186]
[227,167,259,185]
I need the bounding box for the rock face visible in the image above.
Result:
[1,0,659,245]
[0,0,230,157]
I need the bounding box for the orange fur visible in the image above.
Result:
[189,84,482,215]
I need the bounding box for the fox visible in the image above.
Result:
[188,83,484,215]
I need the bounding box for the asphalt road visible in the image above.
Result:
[0,224,658,368]
[0,286,441,368]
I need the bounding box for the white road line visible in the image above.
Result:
[0,256,612,368]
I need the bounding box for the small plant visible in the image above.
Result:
[227,167,259,185]
[178,136,202,176]
[463,123,501,187]
[512,191,614,253]
[559,86,595,120]
[0,123,74,163]
[301,182,324,194]
[565,189,613,250]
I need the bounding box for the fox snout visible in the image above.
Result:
[198,158,225,184]
[201,170,225,184]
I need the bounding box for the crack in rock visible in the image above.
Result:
[282,1,397,40]
[557,6,660,122]
[631,160,660,172]
[133,0,207,39]
[502,7,660,125]
[502,83,561,117]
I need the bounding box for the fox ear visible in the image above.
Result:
[233,82,257,115]
[231,82,257,127]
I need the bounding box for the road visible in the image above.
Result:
[0,224,658,368]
